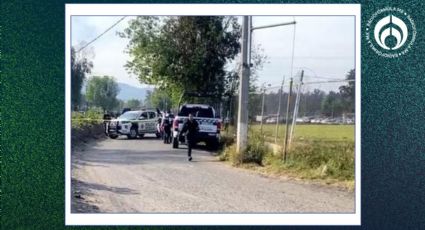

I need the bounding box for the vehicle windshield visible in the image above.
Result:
[178,106,214,118]
[118,111,141,120]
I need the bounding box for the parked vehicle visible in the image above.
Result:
[265,117,277,124]
[296,117,311,123]
[172,104,221,150]
[106,110,161,139]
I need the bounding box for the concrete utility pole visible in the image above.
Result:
[236,16,250,154]
[283,78,293,162]
[236,17,296,153]
[289,70,304,146]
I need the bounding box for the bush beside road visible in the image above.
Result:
[71,110,105,145]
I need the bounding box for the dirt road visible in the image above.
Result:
[71,135,354,213]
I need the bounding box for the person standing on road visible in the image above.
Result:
[103,112,112,135]
[162,118,171,144]
[181,113,199,161]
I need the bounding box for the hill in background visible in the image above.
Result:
[116,83,149,101]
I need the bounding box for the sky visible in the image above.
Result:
[71,16,355,92]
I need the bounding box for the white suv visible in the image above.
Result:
[106,110,161,139]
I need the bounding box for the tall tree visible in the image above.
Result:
[339,69,355,113]
[145,88,173,111]
[120,16,241,105]
[71,47,93,110]
[126,99,142,109]
[321,91,344,117]
[225,44,268,121]
[86,76,120,113]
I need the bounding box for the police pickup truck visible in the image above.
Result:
[107,110,161,139]
[172,104,221,149]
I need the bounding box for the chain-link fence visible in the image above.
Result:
[221,71,355,153]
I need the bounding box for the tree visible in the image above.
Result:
[86,76,120,113]
[339,69,355,113]
[71,46,93,110]
[321,91,344,117]
[248,45,268,120]
[126,99,142,109]
[225,44,268,121]
[145,88,173,111]
[120,16,241,105]
[117,99,125,112]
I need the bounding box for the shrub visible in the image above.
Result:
[71,108,103,129]
[219,130,270,165]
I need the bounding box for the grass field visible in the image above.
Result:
[220,124,355,188]
[251,124,355,143]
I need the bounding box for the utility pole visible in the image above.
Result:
[274,79,284,143]
[247,17,295,144]
[289,70,304,145]
[236,16,250,154]
[283,78,293,162]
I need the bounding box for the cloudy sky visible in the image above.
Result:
[71,16,355,92]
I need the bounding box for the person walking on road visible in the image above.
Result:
[181,113,199,161]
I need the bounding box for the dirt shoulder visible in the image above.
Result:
[71,123,106,213]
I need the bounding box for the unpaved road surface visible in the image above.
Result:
[71,135,354,213]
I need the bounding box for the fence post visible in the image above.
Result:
[289,70,304,147]
[260,86,266,134]
[283,78,293,162]
[274,80,284,143]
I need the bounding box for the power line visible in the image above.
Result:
[304,74,346,80]
[303,79,355,85]
[267,56,354,60]
[76,16,127,53]
[260,78,354,90]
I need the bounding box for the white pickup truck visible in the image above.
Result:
[172,104,221,150]
[106,110,161,139]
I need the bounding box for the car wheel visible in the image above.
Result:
[172,137,179,148]
[155,132,161,138]
[127,127,138,139]
[109,134,118,139]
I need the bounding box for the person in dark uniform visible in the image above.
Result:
[162,118,171,144]
[181,113,199,161]
[103,112,112,135]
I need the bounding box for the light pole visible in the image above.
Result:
[236,16,296,153]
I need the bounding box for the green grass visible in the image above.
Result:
[219,124,355,188]
[264,140,354,180]
[252,124,355,143]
